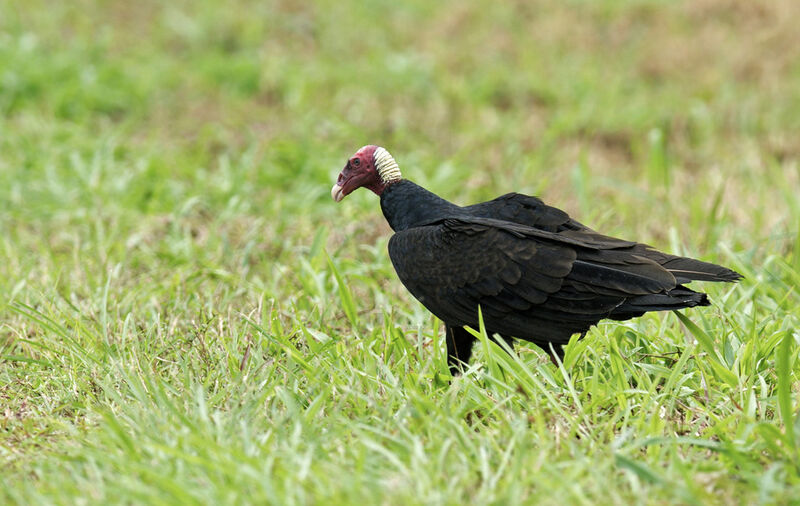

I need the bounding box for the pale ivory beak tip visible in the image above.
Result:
[331,183,345,202]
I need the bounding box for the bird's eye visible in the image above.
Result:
[352,158,360,167]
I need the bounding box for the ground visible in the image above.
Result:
[1,0,799,503]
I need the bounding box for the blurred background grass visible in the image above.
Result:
[1,0,799,503]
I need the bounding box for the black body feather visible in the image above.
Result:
[380,180,741,373]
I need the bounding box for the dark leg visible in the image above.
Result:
[445,325,476,375]
[547,343,565,366]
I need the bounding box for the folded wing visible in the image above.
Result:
[388,217,709,345]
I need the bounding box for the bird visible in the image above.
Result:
[331,145,742,374]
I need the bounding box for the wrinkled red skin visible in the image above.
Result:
[336,145,388,197]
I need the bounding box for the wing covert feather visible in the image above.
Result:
[387,219,576,329]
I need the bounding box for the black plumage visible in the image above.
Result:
[332,146,742,374]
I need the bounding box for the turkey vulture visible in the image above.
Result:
[331,145,742,374]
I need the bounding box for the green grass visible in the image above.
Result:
[2,0,800,503]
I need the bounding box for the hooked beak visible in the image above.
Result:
[331,182,345,202]
[331,163,351,203]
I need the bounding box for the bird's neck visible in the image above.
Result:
[379,180,464,232]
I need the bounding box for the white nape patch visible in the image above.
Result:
[373,147,402,183]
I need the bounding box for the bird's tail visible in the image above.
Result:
[608,286,709,321]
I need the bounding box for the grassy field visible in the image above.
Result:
[2,0,800,503]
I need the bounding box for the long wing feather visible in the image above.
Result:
[465,193,742,283]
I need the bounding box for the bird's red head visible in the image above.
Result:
[331,145,401,202]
